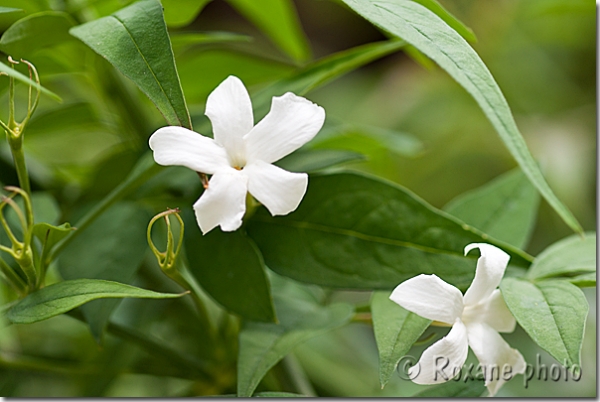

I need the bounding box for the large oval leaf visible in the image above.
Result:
[501,278,588,366]
[70,0,191,128]
[247,173,532,291]
[371,291,430,387]
[184,221,276,323]
[341,0,582,235]
[6,279,184,324]
[444,169,539,249]
[527,233,596,281]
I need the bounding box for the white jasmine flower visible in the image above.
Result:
[149,76,325,234]
[390,243,525,396]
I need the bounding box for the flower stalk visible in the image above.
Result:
[0,57,41,195]
[147,209,214,338]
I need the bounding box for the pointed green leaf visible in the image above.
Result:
[6,279,184,324]
[444,169,540,249]
[0,11,76,58]
[247,173,532,291]
[184,222,276,323]
[226,0,310,62]
[341,0,582,235]
[527,233,596,280]
[70,0,192,128]
[371,290,430,387]
[237,274,354,397]
[500,278,588,366]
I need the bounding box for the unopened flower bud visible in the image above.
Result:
[147,208,184,275]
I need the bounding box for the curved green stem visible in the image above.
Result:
[7,138,30,195]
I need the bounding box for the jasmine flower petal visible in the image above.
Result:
[466,322,526,396]
[244,92,325,164]
[245,160,308,216]
[149,126,229,174]
[463,243,510,306]
[409,319,469,385]
[193,169,248,234]
[205,75,254,166]
[389,274,464,324]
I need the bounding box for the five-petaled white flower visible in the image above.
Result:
[149,76,325,234]
[390,243,525,397]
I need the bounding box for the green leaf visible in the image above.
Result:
[247,173,532,291]
[70,0,192,128]
[341,0,583,235]
[184,223,276,323]
[252,40,406,117]
[237,274,354,397]
[58,203,150,341]
[6,279,184,324]
[500,278,588,366]
[410,0,476,43]
[0,60,61,101]
[568,273,596,288]
[0,11,75,58]
[371,290,430,387]
[276,149,365,173]
[162,0,211,27]
[226,0,310,62]
[527,233,596,280]
[33,222,73,258]
[412,380,486,397]
[444,169,539,249]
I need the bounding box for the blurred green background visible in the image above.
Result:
[0,0,595,397]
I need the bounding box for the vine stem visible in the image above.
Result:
[7,141,30,195]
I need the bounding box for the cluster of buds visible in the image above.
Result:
[0,187,36,295]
